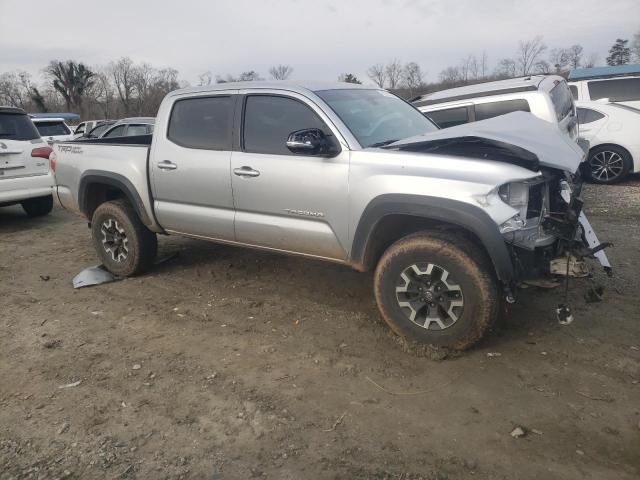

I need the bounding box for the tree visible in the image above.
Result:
[534,60,552,74]
[338,73,362,84]
[198,71,213,86]
[46,60,95,112]
[516,36,547,75]
[216,71,263,83]
[632,31,640,62]
[606,38,631,65]
[494,58,517,78]
[0,71,32,109]
[566,44,584,69]
[269,64,293,80]
[439,66,461,84]
[549,48,570,73]
[29,87,47,112]
[385,59,403,89]
[367,63,386,88]
[402,62,424,94]
[584,53,598,68]
[110,57,137,115]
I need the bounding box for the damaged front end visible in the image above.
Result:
[497,168,611,285]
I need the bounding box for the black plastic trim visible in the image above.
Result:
[78,170,152,226]
[351,194,515,284]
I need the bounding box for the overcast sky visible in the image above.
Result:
[1,0,638,85]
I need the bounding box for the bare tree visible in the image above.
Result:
[385,59,403,89]
[439,66,462,84]
[0,71,32,109]
[46,60,95,112]
[402,62,424,95]
[110,57,137,115]
[584,52,598,68]
[269,64,293,80]
[516,36,547,75]
[479,51,489,78]
[566,44,584,69]
[633,31,640,62]
[534,60,552,74]
[198,71,213,86]
[494,58,517,78]
[549,48,570,73]
[367,64,386,88]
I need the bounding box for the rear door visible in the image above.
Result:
[230,91,349,260]
[150,92,238,240]
[0,112,49,181]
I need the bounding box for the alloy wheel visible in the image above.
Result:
[590,150,624,182]
[100,218,129,262]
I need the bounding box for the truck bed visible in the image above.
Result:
[53,137,161,231]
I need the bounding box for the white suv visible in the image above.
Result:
[31,117,74,144]
[568,66,640,109]
[412,75,578,141]
[0,107,55,216]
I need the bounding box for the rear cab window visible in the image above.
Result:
[425,106,469,128]
[0,112,41,141]
[587,78,640,102]
[168,96,234,150]
[474,99,530,121]
[34,121,71,136]
[549,81,575,121]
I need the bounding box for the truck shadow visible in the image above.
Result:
[0,205,63,234]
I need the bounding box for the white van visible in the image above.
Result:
[568,65,640,109]
[412,75,578,140]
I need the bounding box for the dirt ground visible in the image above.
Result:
[1,179,639,480]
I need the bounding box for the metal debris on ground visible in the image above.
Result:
[72,265,119,289]
[510,426,526,438]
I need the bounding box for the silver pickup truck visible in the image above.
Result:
[53,81,610,350]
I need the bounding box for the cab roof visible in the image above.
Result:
[412,75,564,107]
[168,81,375,98]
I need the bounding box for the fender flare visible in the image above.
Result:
[78,170,152,226]
[350,194,515,284]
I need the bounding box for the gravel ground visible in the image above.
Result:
[1,178,639,479]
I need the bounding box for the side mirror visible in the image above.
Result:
[286,128,339,156]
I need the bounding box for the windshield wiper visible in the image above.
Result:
[369,139,400,148]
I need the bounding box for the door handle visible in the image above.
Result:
[157,160,177,170]
[233,166,260,177]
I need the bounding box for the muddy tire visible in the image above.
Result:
[91,199,157,277]
[373,231,499,350]
[21,195,53,217]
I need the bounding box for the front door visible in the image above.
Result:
[150,93,238,240]
[230,92,350,260]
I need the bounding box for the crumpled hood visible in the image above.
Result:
[387,111,586,173]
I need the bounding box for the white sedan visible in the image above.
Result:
[577,100,640,183]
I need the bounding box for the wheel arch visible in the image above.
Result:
[350,194,514,285]
[78,171,152,226]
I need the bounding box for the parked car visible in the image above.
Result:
[412,75,578,140]
[82,120,117,139]
[98,117,155,138]
[569,64,640,109]
[31,117,74,144]
[53,82,609,350]
[0,107,54,216]
[576,100,640,183]
[73,120,111,139]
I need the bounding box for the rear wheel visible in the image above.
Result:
[91,199,157,276]
[374,232,499,350]
[21,195,53,217]
[585,145,632,184]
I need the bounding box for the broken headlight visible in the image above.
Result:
[498,182,529,233]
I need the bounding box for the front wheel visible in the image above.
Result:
[91,199,157,277]
[21,195,53,217]
[374,232,499,350]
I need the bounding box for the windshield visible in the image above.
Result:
[34,121,71,136]
[316,89,437,148]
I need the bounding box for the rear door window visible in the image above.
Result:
[424,107,469,129]
[34,121,71,136]
[587,78,640,102]
[168,96,234,150]
[549,82,574,121]
[0,113,40,141]
[126,124,149,136]
[103,125,126,138]
[474,99,531,121]
[577,108,606,125]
